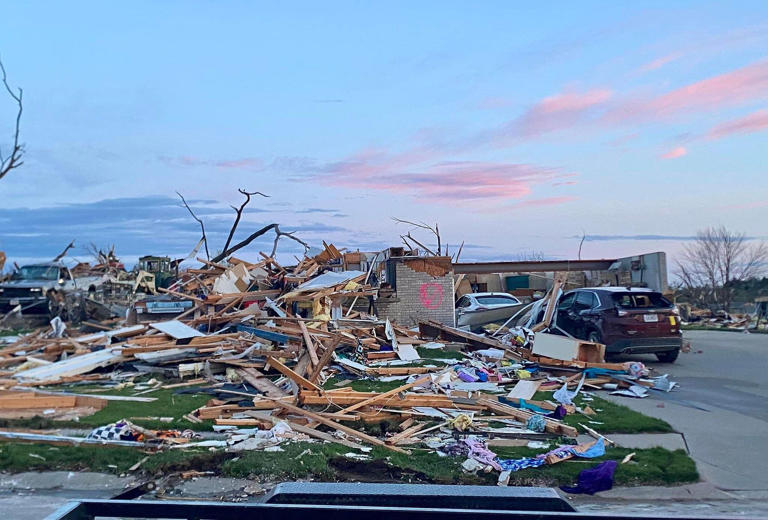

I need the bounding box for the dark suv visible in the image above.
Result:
[552,287,682,362]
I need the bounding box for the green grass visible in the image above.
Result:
[532,391,674,434]
[0,328,30,337]
[323,376,406,393]
[415,347,465,360]
[491,445,698,486]
[0,442,147,473]
[0,386,214,432]
[0,441,698,487]
[74,387,213,431]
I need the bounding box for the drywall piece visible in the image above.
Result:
[532,333,580,361]
[506,380,542,400]
[396,344,420,362]
[150,320,205,339]
[13,348,125,382]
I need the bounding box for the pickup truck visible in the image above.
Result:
[0,262,104,316]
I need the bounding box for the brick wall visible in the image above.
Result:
[377,262,455,327]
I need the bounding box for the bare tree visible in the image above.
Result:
[675,226,768,311]
[177,191,211,260]
[211,223,309,263]
[577,231,586,260]
[512,250,547,261]
[393,217,442,256]
[177,188,309,264]
[52,240,76,262]
[222,188,269,253]
[0,57,24,181]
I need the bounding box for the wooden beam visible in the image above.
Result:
[246,411,366,450]
[237,368,289,398]
[479,398,578,438]
[266,356,323,393]
[340,375,432,413]
[307,336,341,383]
[299,321,319,366]
[267,399,408,454]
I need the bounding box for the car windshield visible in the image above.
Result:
[476,295,519,305]
[612,292,672,309]
[10,265,60,281]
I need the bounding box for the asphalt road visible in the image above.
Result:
[604,330,768,492]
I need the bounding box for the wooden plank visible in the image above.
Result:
[266,357,323,393]
[417,320,509,352]
[157,287,205,304]
[0,396,77,409]
[479,398,578,438]
[267,399,408,454]
[237,368,289,398]
[246,411,367,451]
[532,272,565,332]
[299,322,319,366]
[307,336,341,383]
[214,418,274,428]
[341,375,432,413]
[386,422,430,445]
[301,394,454,408]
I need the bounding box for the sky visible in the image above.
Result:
[1,1,767,269]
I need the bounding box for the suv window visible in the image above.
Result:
[457,297,472,308]
[557,292,576,310]
[612,292,672,309]
[574,291,597,309]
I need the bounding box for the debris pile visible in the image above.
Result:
[0,243,674,482]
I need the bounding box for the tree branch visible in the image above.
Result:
[222,188,269,254]
[392,217,442,256]
[270,225,310,258]
[52,240,75,262]
[176,191,210,260]
[211,224,277,263]
[0,57,24,182]
[577,231,586,260]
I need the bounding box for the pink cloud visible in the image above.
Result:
[503,88,613,139]
[707,109,768,139]
[637,52,683,73]
[653,60,768,114]
[159,155,263,170]
[317,148,568,203]
[213,158,264,169]
[510,196,577,208]
[605,59,768,124]
[661,146,687,159]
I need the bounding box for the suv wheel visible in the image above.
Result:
[656,349,680,363]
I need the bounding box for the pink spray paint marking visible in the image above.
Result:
[419,283,444,309]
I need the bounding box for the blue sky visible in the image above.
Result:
[1,1,767,268]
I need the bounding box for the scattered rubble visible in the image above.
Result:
[0,240,685,484]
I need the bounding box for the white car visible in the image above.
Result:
[455,292,524,330]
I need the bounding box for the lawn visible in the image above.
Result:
[532,391,675,434]
[0,386,214,432]
[0,440,698,487]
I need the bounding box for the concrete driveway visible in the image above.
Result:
[604,330,768,493]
